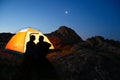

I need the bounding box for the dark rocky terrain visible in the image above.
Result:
[0,26,120,80]
[46,26,120,80]
[46,26,83,49]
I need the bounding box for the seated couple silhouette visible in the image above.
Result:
[25,35,51,60]
[22,35,57,80]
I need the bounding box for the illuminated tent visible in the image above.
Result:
[5,27,54,53]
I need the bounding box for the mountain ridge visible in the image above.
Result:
[0,26,120,49]
[46,26,83,49]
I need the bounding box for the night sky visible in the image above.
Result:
[0,0,120,40]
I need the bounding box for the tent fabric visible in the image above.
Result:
[5,28,54,53]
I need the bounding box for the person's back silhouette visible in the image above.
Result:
[35,36,57,79]
[36,36,51,59]
[22,35,36,80]
[25,35,36,57]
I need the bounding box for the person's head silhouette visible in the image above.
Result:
[30,35,35,42]
[39,36,44,42]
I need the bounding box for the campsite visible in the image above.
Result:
[0,28,57,80]
[0,26,120,80]
[0,0,120,79]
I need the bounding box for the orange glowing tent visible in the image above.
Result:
[5,27,54,53]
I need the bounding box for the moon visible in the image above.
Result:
[65,10,69,14]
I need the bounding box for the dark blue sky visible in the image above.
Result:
[0,0,120,40]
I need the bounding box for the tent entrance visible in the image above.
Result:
[29,33,40,44]
[24,32,41,52]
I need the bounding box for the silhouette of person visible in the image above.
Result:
[35,36,58,79]
[36,36,51,59]
[22,35,36,80]
[25,35,36,57]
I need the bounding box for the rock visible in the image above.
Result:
[46,26,83,49]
